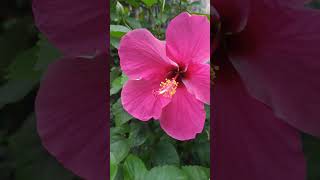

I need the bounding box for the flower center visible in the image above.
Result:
[156,78,179,97]
[153,68,184,98]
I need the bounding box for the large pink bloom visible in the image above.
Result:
[119,12,210,141]
[213,0,320,180]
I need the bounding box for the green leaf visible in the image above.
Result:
[8,115,75,180]
[110,138,130,163]
[303,134,320,180]
[110,152,119,180]
[110,67,121,82]
[110,74,128,95]
[111,98,133,127]
[192,141,210,166]
[160,0,166,12]
[141,0,158,7]
[35,34,61,71]
[111,126,130,138]
[0,18,35,74]
[125,17,142,29]
[151,141,180,166]
[116,1,125,15]
[111,37,120,49]
[0,79,38,108]
[205,105,210,120]
[128,121,147,147]
[5,48,40,80]
[123,154,147,180]
[110,76,122,95]
[110,25,131,38]
[144,165,188,180]
[0,34,61,108]
[126,0,140,7]
[189,1,201,6]
[182,166,210,180]
[0,47,41,108]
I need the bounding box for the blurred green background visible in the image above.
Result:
[0,0,319,180]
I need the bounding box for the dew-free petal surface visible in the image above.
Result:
[166,12,210,65]
[119,29,177,81]
[212,62,306,180]
[211,0,250,33]
[121,79,171,121]
[32,0,107,56]
[182,63,210,104]
[228,1,320,137]
[36,55,107,180]
[160,87,205,141]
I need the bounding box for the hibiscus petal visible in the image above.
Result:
[119,29,177,81]
[166,12,210,65]
[35,55,107,180]
[213,62,306,180]
[228,2,320,138]
[32,0,107,56]
[182,63,210,104]
[121,79,171,120]
[160,87,205,140]
[211,0,250,33]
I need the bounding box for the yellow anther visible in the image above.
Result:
[155,78,179,97]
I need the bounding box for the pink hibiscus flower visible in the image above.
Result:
[212,0,320,180]
[119,12,210,141]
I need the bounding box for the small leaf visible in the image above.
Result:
[8,115,75,180]
[111,98,133,127]
[35,34,61,71]
[192,141,210,166]
[0,48,40,108]
[0,18,35,72]
[110,25,131,38]
[205,105,210,120]
[110,138,130,163]
[116,1,125,15]
[110,67,121,82]
[5,48,40,80]
[126,17,142,29]
[126,0,140,7]
[0,79,38,108]
[110,74,128,95]
[182,166,210,180]
[144,165,188,180]
[151,141,180,166]
[110,152,118,180]
[110,37,120,49]
[123,154,147,180]
[141,0,158,7]
[128,121,147,147]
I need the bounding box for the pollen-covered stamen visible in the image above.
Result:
[155,78,179,97]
